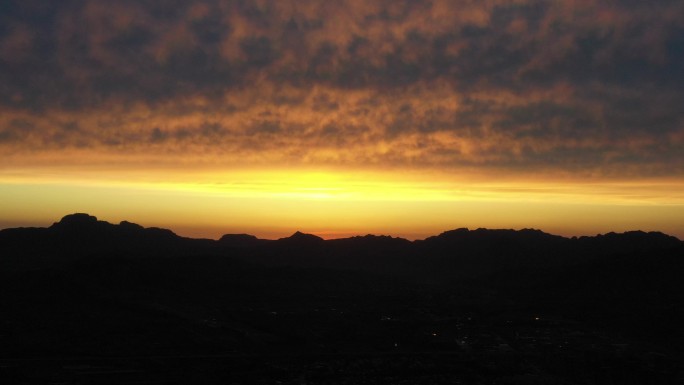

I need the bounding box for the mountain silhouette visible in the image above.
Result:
[2,214,684,384]
[1,213,681,273]
[218,233,266,249]
[277,230,325,245]
[0,214,216,269]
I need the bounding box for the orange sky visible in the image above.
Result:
[2,167,683,240]
[1,0,683,239]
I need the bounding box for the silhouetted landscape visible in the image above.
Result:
[1,214,683,384]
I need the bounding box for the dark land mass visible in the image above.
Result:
[1,213,684,384]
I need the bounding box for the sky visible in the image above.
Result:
[1,0,683,240]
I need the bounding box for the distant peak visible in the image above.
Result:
[219,233,261,245]
[52,213,100,229]
[279,231,324,242]
[119,220,144,231]
[220,233,258,241]
[53,213,99,226]
[437,228,470,237]
[291,231,322,239]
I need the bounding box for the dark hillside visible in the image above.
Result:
[1,214,683,384]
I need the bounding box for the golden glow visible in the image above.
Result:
[2,167,683,240]
[1,1,683,244]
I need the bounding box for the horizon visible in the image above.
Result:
[1,1,684,241]
[3,212,682,243]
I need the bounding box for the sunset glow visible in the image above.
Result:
[2,167,683,240]
[1,0,683,239]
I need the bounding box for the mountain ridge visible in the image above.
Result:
[2,213,684,383]
[1,213,681,276]
[1,213,680,254]
[5,212,678,244]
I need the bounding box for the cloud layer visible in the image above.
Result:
[1,0,683,177]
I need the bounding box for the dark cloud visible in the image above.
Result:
[0,0,682,177]
[0,130,17,143]
[0,1,676,96]
[311,93,339,111]
[248,119,281,135]
[149,127,168,143]
[494,102,599,138]
[241,36,277,67]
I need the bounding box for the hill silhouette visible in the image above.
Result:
[2,213,680,272]
[1,214,683,384]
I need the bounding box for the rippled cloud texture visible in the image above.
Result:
[1,0,683,177]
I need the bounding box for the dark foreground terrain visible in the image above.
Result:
[1,214,684,384]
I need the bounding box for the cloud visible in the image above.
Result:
[0,0,683,178]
